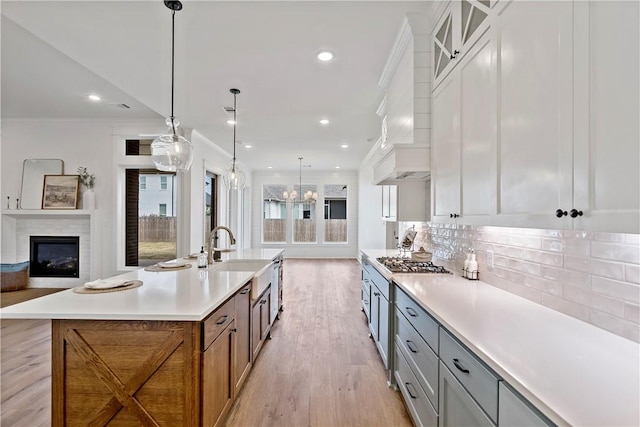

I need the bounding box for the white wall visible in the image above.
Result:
[0,119,246,279]
[357,154,387,256]
[252,170,358,258]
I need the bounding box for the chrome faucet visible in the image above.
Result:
[208,226,236,264]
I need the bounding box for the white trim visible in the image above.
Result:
[378,16,413,90]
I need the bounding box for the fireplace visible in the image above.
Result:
[30,236,80,278]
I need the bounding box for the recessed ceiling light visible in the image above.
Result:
[320,119,330,125]
[244,144,252,149]
[88,94,101,102]
[227,119,236,125]
[340,144,349,148]
[268,166,273,169]
[335,166,341,169]
[317,51,334,61]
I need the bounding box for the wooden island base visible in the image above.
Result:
[52,320,201,426]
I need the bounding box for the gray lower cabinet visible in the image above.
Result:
[499,383,553,427]
[439,361,495,427]
[395,343,438,427]
[362,268,371,321]
[363,258,392,372]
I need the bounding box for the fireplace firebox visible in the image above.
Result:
[29,236,80,278]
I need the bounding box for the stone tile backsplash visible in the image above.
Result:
[399,222,640,343]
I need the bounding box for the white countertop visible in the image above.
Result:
[0,251,286,321]
[361,250,640,427]
[217,248,283,261]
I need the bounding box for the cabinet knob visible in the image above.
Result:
[570,209,583,218]
[555,209,568,218]
[450,49,460,59]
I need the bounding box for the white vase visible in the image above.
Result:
[83,189,96,210]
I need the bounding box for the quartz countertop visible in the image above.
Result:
[361,249,640,427]
[0,248,284,322]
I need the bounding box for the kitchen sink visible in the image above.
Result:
[209,260,273,299]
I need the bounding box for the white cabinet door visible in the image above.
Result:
[432,34,495,223]
[432,75,461,222]
[495,0,574,229]
[459,36,496,219]
[572,1,640,233]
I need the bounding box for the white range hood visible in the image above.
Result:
[373,144,430,185]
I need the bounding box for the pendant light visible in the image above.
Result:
[223,88,247,190]
[151,1,194,172]
[283,157,317,206]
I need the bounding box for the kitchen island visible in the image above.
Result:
[361,250,640,427]
[0,249,283,426]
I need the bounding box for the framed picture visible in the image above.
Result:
[42,175,80,209]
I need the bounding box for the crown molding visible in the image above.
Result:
[377,16,412,90]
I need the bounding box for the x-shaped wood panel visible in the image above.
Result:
[64,328,183,426]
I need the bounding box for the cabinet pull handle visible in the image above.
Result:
[453,358,470,374]
[570,209,583,218]
[450,49,460,59]
[449,213,459,218]
[555,209,568,218]
[216,315,229,325]
[405,382,418,399]
[240,288,250,295]
[231,328,237,333]
[261,299,267,304]
[406,340,418,353]
[374,292,380,296]
[406,307,418,317]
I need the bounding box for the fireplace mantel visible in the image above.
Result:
[2,210,94,220]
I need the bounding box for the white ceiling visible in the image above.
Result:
[1,1,432,172]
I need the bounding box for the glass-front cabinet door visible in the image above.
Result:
[433,0,492,88]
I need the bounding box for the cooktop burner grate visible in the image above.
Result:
[376,257,452,274]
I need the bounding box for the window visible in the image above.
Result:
[124,139,178,267]
[262,184,287,243]
[293,185,317,243]
[160,176,168,190]
[324,184,348,243]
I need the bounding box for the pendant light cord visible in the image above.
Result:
[170,9,176,135]
[299,157,303,203]
[232,92,237,168]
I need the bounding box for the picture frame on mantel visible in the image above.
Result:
[42,175,80,209]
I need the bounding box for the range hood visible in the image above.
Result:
[373,145,430,185]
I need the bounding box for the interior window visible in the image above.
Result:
[324,184,347,243]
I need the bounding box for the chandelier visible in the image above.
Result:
[150,0,194,172]
[222,88,246,190]
[283,157,317,205]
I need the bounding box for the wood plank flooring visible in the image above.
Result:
[1,289,62,426]
[225,259,412,427]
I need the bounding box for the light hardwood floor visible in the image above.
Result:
[0,261,411,427]
[225,259,412,427]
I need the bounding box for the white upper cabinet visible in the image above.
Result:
[496,0,574,228]
[571,1,640,233]
[433,0,492,88]
[432,21,496,223]
[430,0,640,233]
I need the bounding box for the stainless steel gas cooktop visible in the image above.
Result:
[376,257,451,274]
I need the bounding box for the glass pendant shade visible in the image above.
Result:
[223,160,246,190]
[151,117,194,172]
